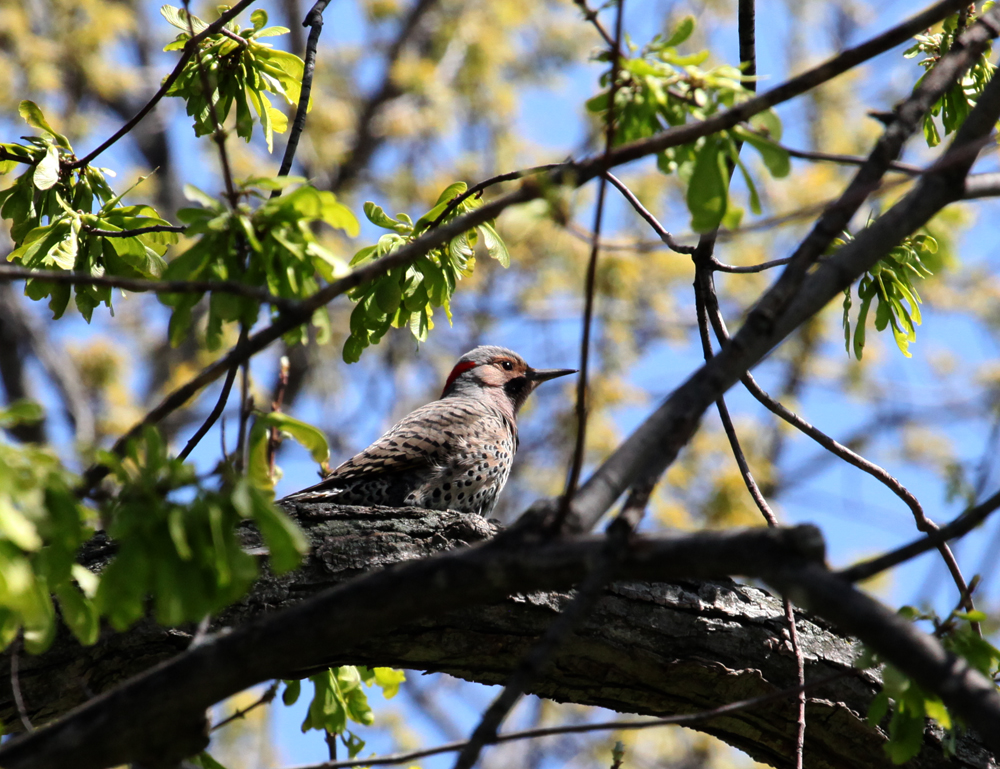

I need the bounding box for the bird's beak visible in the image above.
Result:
[526,367,577,383]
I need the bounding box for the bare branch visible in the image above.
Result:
[305,673,850,769]
[9,637,32,734]
[83,225,184,237]
[841,489,1000,583]
[273,0,332,188]
[0,265,293,311]
[604,173,696,255]
[209,681,278,732]
[560,0,626,524]
[177,325,249,461]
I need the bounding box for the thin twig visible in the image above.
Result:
[573,0,615,48]
[711,255,794,273]
[83,224,185,237]
[267,355,291,475]
[777,142,922,175]
[0,265,293,311]
[10,635,33,733]
[210,681,279,731]
[558,0,626,528]
[840,489,1000,582]
[70,0,258,169]
[0,148,34,165]
[427,164,564,230]
[784,599,806,769]
[235,367,253,473]
[300,673,850,769]
[178,325,249,461]
[739,368,979,623]
[604,173,696,255]
[272,0,332,193]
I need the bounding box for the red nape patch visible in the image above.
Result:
[442,361,479,396]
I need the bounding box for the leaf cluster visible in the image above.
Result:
[905,8,997,148]
[162,177,358,349]
[342,181,511,363]
[841,230,936,359]
[586,16,790,232]
[864,606,1000,763]
[0,401,97,653]
[161,6,306,152]
[94,427,308,629]
[282,666,405,758]
[1,102,178,320]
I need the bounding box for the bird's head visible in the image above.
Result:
[440,345,576,413]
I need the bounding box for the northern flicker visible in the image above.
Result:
[283,346,575,516]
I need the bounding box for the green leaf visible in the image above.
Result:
[478,221,510,267]
[433,181,468,207]
[0,400,44,428]
[256,412,330,465]
[18,101,71,149]
[663,15,695,47]
[160,5,208,34]
[248,490,308,574]
[33,145,61,191]
[732,151,761,215]
[686,138,728,233]
[363,201,404,231]
[342,730,366,758]
[319,195,360,237]
[867,690,890,726]
[250,9,268,30]
[0,497,43,551]
[283,679,302,706]
[255,26,291,38]
[734,126,791,178]
[54,582,99,645]
[193,752,231,769]
[886,705,926,764]
[371,667,405,698]
[923,697,952,730]
[375,278,403,314]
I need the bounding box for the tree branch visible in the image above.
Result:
[4,508,1000,769]
[306,673,850,769]
[0,265,294,311]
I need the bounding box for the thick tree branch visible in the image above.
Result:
[2,506,999,769]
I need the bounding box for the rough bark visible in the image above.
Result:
[0,504,994,769]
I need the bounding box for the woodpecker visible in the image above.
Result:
[283,346,575,516]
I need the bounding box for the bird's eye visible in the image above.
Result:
[501,360,514,371]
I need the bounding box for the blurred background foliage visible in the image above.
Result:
[2,0,1000,765]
